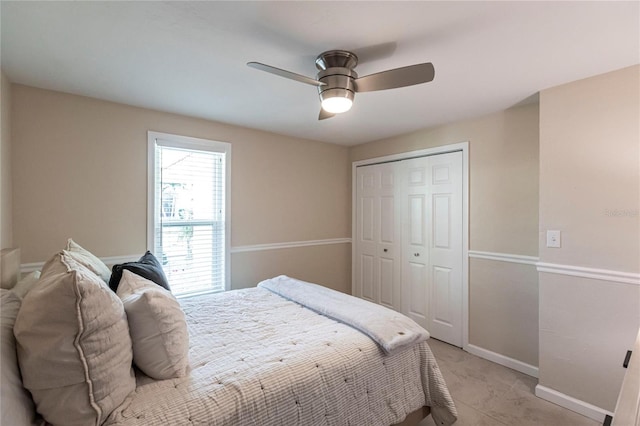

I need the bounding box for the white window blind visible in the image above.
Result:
[148,132,230,297]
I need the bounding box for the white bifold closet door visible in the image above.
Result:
[354,151,463,347]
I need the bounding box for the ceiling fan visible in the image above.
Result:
[247,50,435,120]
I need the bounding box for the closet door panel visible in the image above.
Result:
[379,257,395,308]
[360,254,375,302]
[433,266,453,326]
[407,261,428,320]
[433,194,451,249]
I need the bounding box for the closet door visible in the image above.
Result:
[355,163,402,311]
[355,151,463,347]
[425,152,463,346]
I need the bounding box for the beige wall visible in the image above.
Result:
[350,102,540,366]
[539,65,640,272]
[470,259,539,366]
[232,244,351,292]
[11,85,351,292]
[1,71,13,249]
[351,102,540,256]
[538,65,640,412]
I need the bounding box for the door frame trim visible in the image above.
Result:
[351,141,470,349]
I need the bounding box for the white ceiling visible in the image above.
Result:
[2,1,638,146]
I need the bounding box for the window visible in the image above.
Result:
[148,131,230,296]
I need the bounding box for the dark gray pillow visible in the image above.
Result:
[109,251,170,292]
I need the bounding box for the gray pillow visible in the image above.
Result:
[109,251,170,292]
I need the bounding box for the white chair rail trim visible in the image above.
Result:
[231,238,352,253]
[537,262,640,286]
[468,250,539,265]
[21,254,141,274]
[469,251,640,286]
[20,239,353,274]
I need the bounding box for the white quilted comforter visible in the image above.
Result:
[105,287,457,426]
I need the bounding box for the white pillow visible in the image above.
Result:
[117,270,190,380]
[64,238,111,284]
[1,289,40,426]
[14,252,135,426]
[12,270,41,299]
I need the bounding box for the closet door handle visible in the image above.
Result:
[414,253,420,257]
[383,248,388,252]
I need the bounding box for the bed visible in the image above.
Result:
[1,245,457,426]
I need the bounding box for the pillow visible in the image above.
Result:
[64,238,111,284]
[0,247,20,289]
[1,289,40,426]
[109,251,170,292]
[14,252,135,426]
[117,270,189,380]
[12,270,41,299]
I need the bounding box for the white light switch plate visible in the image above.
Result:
[546,230,561,248]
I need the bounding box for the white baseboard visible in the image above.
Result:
[465,344,539,378]
[535,384,613,423]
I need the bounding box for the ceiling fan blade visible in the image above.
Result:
[354,62,435,92]
[247,62,325,87]
[319,108,335,120]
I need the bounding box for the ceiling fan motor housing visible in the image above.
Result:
[316,50,359,107]
[316,68,357,103]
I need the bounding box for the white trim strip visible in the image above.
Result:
[465,344,539,378]
[20,239,352,273]
[468,250,539,266]
[351,142,469,168]
[537,262,640,286]
[21,254,140,274]
[231,238,351,254]
[535,384,613,423]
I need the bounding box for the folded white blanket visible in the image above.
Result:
[258,275,430,353]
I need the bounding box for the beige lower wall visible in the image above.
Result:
[0,71,12,249]
[539,273,640,411]
[10,84,351,290]
[469,258,538,366]
[231,243,351,293]
[350,103,540,366]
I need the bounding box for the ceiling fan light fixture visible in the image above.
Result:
[320,88,354,114]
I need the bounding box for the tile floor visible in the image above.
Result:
[420,339,600,426]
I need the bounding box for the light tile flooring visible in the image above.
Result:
[420,339,600,426]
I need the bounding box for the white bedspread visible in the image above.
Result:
[105,287,457,426]
[258,275,430,354]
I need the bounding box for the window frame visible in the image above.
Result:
[147,131,231,295]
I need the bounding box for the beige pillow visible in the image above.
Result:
[1,289,40,426]
[12,270,41,299]
[64,238,111,284]
[14,252,135,426]
[117,270,190,380]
